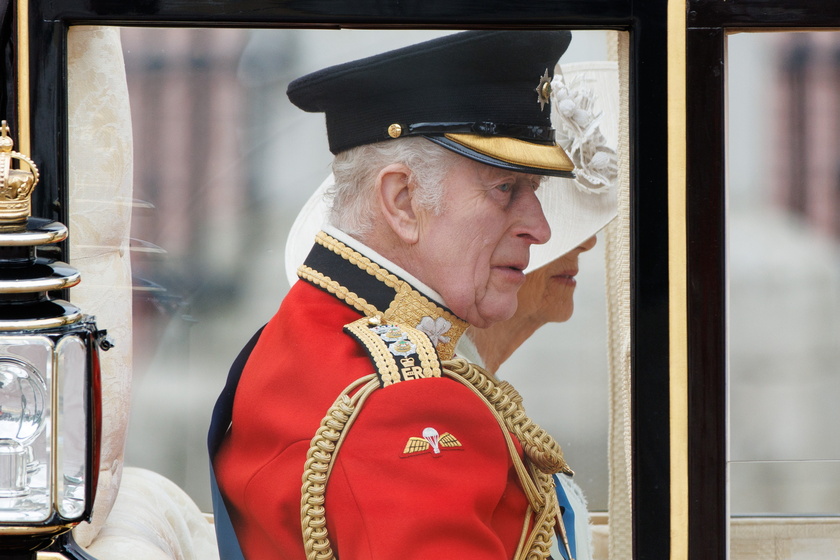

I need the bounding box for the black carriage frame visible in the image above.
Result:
[3,1,834,558]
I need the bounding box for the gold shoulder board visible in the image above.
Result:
[344,317,442,388]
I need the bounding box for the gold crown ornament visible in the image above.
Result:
[0,121,40,225]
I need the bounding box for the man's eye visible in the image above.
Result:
[497,183,513,193]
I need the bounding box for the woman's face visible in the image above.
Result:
[516,235,598,325]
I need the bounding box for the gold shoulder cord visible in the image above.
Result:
[300,356,575,560]
[300,374,380,560]
[443,359,572,476]
[442,359,574,560]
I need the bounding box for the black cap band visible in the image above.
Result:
[402,122,556,144]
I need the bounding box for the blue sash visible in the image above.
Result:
[554,473,578,560]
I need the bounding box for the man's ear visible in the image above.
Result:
[376,163,419,244]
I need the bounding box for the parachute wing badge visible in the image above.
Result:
[401,427,462,458]
[403,437,431,456]
[439,432,462,449]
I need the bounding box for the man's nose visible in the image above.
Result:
[515,189,551,245]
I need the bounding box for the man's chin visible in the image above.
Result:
[468,302,517,328]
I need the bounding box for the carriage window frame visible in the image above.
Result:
[684,2,840,559]
[14,2,673,559]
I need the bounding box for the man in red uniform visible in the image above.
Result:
[211,30,578,560]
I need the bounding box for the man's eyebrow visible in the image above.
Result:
[479,168,520,183]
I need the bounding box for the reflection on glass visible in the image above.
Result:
[0,358,47,497]
[728,31,840,516]
[0,337,53,522]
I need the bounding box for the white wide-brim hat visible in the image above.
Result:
[285,61,619,288]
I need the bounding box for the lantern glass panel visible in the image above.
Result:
[55,335,88,519]
[0,336,53,523]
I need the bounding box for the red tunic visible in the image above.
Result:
[214,237,531,560]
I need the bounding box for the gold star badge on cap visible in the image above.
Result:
[535,68,552,111]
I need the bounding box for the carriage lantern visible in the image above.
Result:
[0,121,108,559]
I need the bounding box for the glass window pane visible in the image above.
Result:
[728,31,840,516]
[74,28,622,527]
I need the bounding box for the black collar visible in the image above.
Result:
[298,231,469,360]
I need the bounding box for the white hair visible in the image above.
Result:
[327,137,459,237]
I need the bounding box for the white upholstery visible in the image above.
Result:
[66,26,218,559]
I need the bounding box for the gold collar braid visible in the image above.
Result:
[298,231,469,360]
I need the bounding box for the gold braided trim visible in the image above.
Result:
[440,362,544,509]
[442,358,572,475]
[301,355,571,560]
[300,231,469,360]
[344,317,442,386]
[439,360,571,560]
[298,264,379,317]
[316,230,403,290]
[301,375,380,560]
[519,465,565,560]
[384,283,466,360]
[345,318,402,385]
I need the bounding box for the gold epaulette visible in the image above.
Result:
[343,316,442,387]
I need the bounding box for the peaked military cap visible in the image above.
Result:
[287,30,575,178]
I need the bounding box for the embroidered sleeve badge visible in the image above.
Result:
[401,427,463,458]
